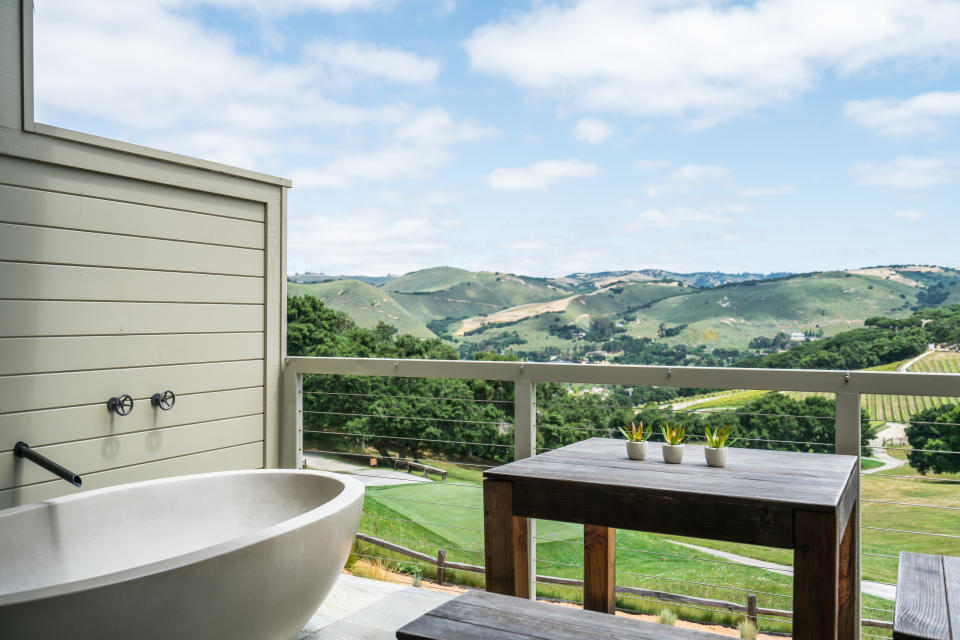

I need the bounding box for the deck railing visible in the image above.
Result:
[283,356,960,638]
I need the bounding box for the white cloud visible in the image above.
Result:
[738,186,796,197]
[395,107,499,146]
[186,0,399,14]
[634,159,671,173]
[624,207,733,230]
[644,164,731,197]
[290,108,497,187]
[853,156,960,189]
[305,39,439,85]
[463,0,960,127]
[894,209,929,221]
[667,164,731,183]
[288,190,462,273]
[289,146,451,188]
[32,1,418,136]
[845,91,960,137]
[573,118,613,144]
[486,159,600,190]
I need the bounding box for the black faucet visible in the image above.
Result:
[14,442,82,487]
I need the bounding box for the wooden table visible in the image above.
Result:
[483,438,860,640]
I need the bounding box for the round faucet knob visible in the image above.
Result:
[107,395,134,416]
[151,390,175,411]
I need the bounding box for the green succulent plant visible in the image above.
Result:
[704,425,736,448]
[660,423,686,446]
[619,421,652,443]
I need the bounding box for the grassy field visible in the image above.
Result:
[779,351,960,423]
[336,455,918,635]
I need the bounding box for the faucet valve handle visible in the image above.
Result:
[107,394,134,416]
[151,390,176,411]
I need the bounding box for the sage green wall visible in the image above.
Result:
[0,0,289,508]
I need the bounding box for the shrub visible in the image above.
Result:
[658,609,677,626]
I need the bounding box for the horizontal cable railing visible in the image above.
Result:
[285,356,960,637]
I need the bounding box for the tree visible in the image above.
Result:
[906,404,960,474]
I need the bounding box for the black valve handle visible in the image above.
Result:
[107,394,134,416]
[151,390,175,410]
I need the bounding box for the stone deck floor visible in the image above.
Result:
[296,574,457,639]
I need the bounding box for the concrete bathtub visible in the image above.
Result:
[0,469,364,640]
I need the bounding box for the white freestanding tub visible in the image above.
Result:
[0,469,364,640]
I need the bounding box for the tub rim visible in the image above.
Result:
[0,469,364,607]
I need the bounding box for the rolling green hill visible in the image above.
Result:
[289,265,958,359]
[385,267,569,325]
[455,271,922,353]
[288,280,435,339]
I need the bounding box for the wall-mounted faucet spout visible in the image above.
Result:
[14,442,82,487]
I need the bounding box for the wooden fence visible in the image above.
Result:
[354,533,893,631]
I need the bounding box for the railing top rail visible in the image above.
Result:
[285,356,960,397]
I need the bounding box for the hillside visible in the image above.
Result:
[385,267,569,326]
[288,280,435,339]
[556,269,793,291]
[288,264,960,361]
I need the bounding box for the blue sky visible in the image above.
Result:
[32,0,960,277]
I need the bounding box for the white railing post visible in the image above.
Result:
[514,378,537,600]
[836,391,862,638]
[281,362,304,469]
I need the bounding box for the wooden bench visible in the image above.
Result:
[894,551,959,640]
[396,590,723,639]
[398,459,447,481]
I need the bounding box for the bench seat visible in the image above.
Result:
[894,551,959,640]
[396,590,723,639]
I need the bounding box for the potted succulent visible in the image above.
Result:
[703,425,735,468]
[660,423,686,464]
[619,421,652,460]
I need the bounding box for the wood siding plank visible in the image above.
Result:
[0,222,264,276]
[0,262,263,303]
[0,387,264,449]
[0,332,263,375]
[0,414,263,488]
[0,184,264,248]
[0,442,263,509]
[0,155,266,221]
[0,359,264,413]
[0,301,264,337]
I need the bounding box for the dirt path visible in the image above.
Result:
[899,349,935,371]
[665,540,896,601]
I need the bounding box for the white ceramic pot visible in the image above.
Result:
[705,447,727,468]
[661,443,684,464]
[626,440,647,461]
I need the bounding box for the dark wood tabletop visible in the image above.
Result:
[484,437,858,548]
[487,437,856,510]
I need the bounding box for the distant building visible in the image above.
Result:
[790,332,806,342]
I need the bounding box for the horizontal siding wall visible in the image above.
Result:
[0,151,279,508]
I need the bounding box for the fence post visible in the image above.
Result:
[747,593,758,627]
[835,391,861,638]
[281,363,303,469]
[437,549,446,586]
[514,378,537,600]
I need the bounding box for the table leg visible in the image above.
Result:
[483,479,530,598]
[838,499,860,640]
[584,525,616,613]
[793,510,842,640]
